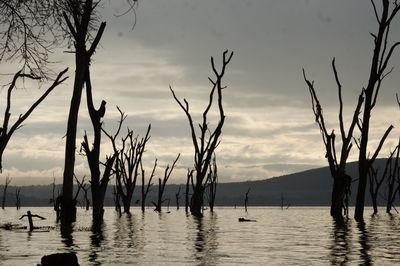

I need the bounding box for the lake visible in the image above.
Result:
[0,207,399,265]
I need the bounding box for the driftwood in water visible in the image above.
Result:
[238,218,256,222]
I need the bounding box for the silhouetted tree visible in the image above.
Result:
[74,175,90,211]
[367,145,398,214]
[175,186,182,210]
[0,1,63,77]
[385,144,400,213]
[49,176,61,221]
[153,154,180,212]
[354,0,400,221]
[60,0,108,224]
[304,59,364,218]
[171,50,233,216]
[1,175,11,209]
[244,188,250,213]
[113,186,121,216]
[140,159,156,212]
[206,155,218,212]
[73,175,83,207]
[0,69,68,172]
[106,112,151,214]
[185,169,193,213]
[81,69,117,220]
[59,0,138,224]
[15,187,20,210]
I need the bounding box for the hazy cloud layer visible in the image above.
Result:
[1,0,400,185]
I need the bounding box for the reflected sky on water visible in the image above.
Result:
[1,207,400,265]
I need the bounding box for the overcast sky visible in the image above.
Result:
[1,0,400,185]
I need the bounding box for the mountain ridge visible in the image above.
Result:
[0,159,393,207]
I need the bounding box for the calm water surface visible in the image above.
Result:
[0,207,400,265]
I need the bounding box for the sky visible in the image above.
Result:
[1,0,400,185]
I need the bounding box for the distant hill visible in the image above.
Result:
[0,159,395,207]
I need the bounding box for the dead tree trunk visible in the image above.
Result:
[304,59,363,218]
[354,0,399,221]
[15,187,21,210]
[140,159,156,212]
[386,143,400,213]
[153,154,180,212]
[113,186,121,216]
[185,169,193,213]
[75,175,90,211]
[61,0,106,224]
[0,69,67,172]
[105,109,151,214]
[49,177,61,221]
[206,155,218,212]
[368,145,397,214]
[171,50,233,217]
[176,186,181,210]
[1,176,11,209]
[244,188,250,213]
[81,68,116,221]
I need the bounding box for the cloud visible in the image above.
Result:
[1,0,400,185]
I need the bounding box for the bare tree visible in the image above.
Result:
[15,187,20,210]
[0,0,139,224]
[153,154,180,212]
[170,50,233,217]
[60,0,108,224]
[0,1,64,77]
[304,59,364,218]
[81,69,117,220]
[385,144,400,214]
[74,175,90,211]
[185,169,194,213]
[1,175,11,209]
[244,188,250,213]
[49,176,61,221]
[106,111,151,214]
[354,0,400,221]
[175,186,182,210]
[140,159,156,212]
[206,155,218,212]
[367,145,398,214]
[113,185,121,216]
[0,69,68,172]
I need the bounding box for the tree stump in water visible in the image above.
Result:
[40,252,79,266]
[19,210,45,231]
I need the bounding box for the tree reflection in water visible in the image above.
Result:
[356,221,372,265]
[89,219,104,265]
[330,216,374,266]
[330,217,352,265]
[113,213,145,251]
[189,212,219,264]
[60,222,74,248]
